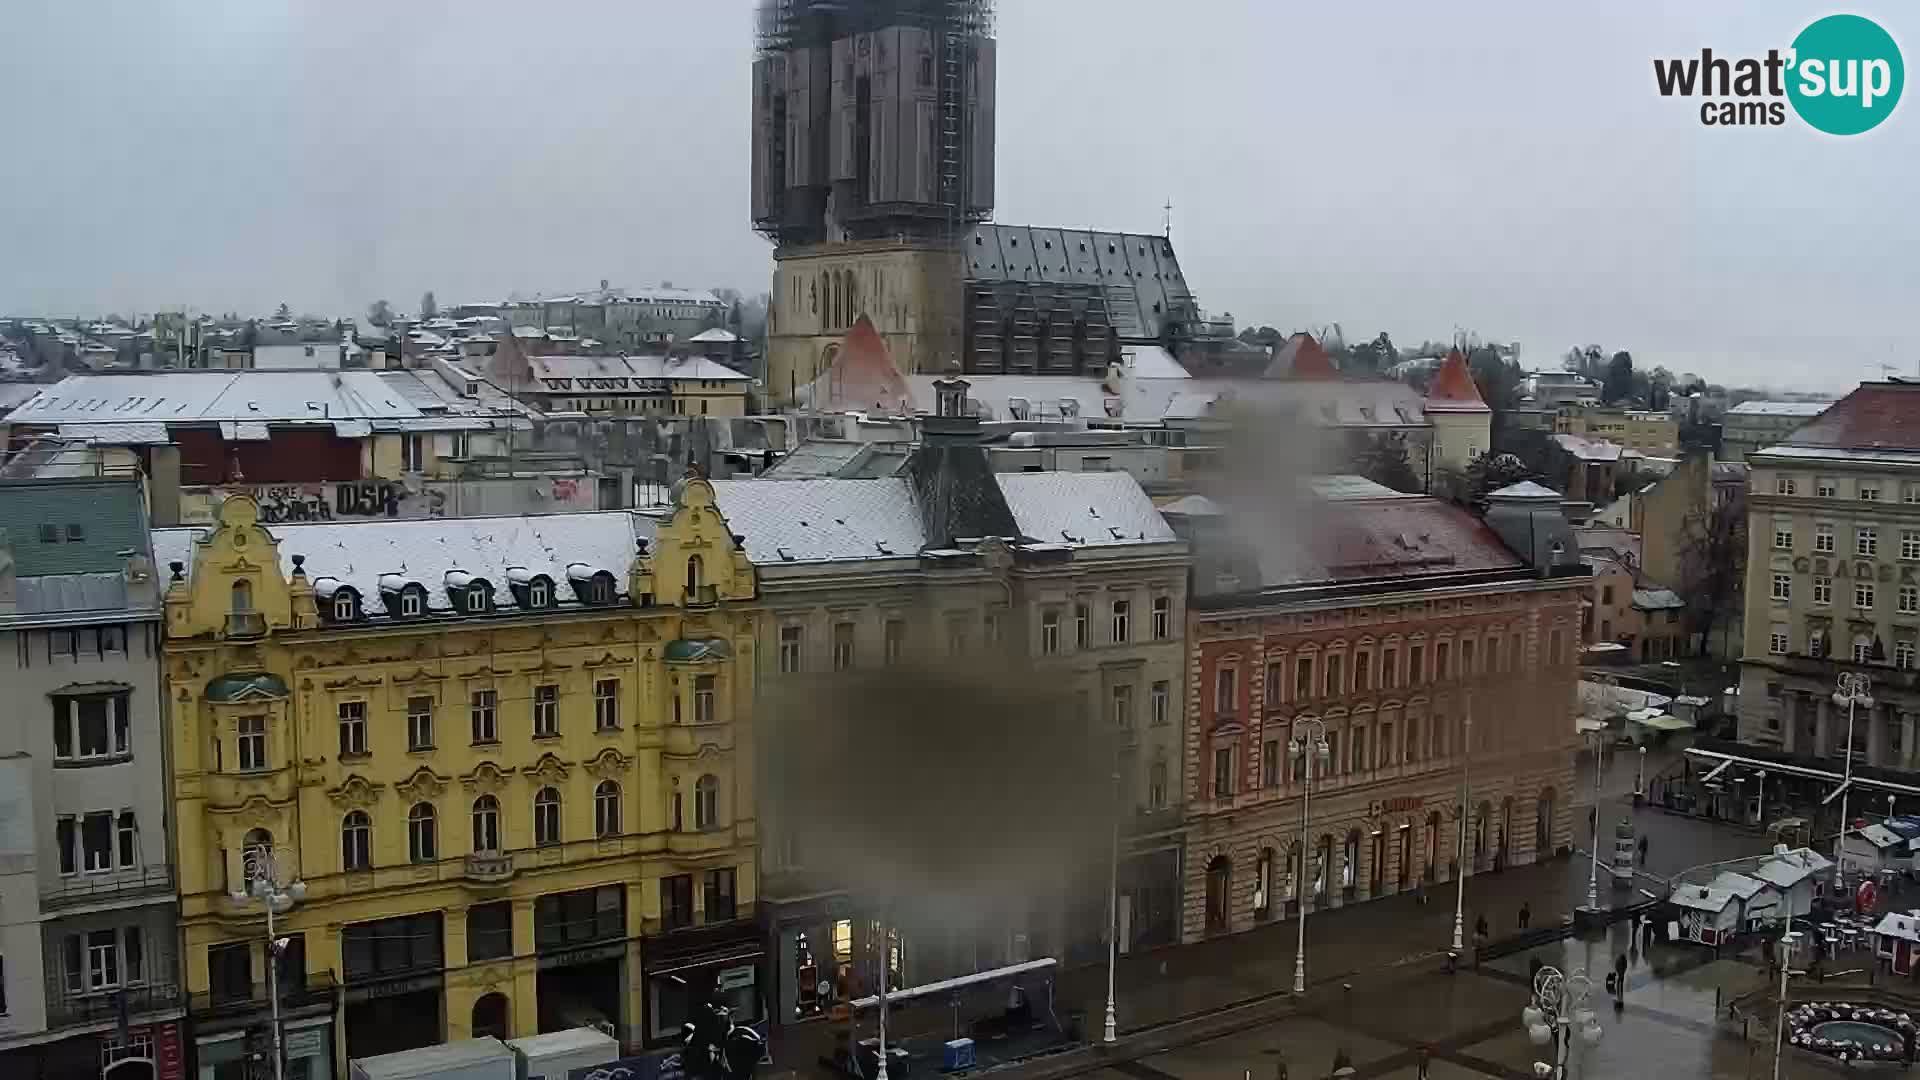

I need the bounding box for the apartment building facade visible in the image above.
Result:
[0,478,185,1080]
[1739,383,1920,768]
[723,377,1190,1029]
[152,484,761,1076]
[1168,483,1586,941]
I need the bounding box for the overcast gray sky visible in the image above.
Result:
[2,1,1914,393]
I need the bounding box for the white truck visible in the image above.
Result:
[349,1037,520,1080]
[508,1028,621,1080]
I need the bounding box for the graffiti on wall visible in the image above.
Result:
[187,476,599,524]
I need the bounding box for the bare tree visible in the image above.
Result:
[1677,485,1747,655]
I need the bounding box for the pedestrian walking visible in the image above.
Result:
[1475,913,1489,941]
[1637,834,1649,864]
[1416,1047,1432,1079]
[1518,901,1531,930]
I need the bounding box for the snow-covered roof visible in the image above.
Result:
[1311,475,1415,501]
[1706,871,1770,901]
[1670,885,1736,913]
[152,511,650,617]
[1854,823,1907,850]
[1727,401,1834,418]
[1488,481,1562,500]
[526,354,749,383]
[1632,588,1685,610]
[12,371,429,424]
[686,328,742,343]
[707,471,1176,566]
[1874,912,1920,943]
[1751,848,1833,888]
[1554,433,1624,461]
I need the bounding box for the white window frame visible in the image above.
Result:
[1816,524,1835,553]
[1040,610,1060,655]
[1817,479,1837,498]
[1771,574,1792,602]
[1861,484,1882,502]
[333,593,355,621]
[778,625,803,673]
[54,693,129,762]
[81,811,114,874]
[1903,585,1920,615]
[1904,530,1920,561]
[1151,595,1171,640]
[1813,576,1833,606]
[1769,629,1789,656]
[1856,582,1876,610]
[693,675,716,725]
[237,715,267,771]
[533,684,558,737]
[1859,528,1879,557]
[407,696,434,750]
[1111,600,1130,644]
[528,579,550,608]
[1899,642,1917,670]
[594,679,620,730]
[1151,681,1170,727]
[595,781,622,837]
[400,589,424,617]
[533,788,562,846]
[471,689,498,743]
[1111,684,1133,730]
[1773,525,1793,550]
[337,700,367,757]
[1776,476,1797,495]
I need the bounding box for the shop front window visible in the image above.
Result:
[649,961,761,1043]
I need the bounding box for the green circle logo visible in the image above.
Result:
[1787,14,1904,135]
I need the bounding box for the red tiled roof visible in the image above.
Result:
[1781,382,1920,451]
[821,316,913,413]
[1266,333,1341,380]
[1425,350,1490,412]
[1260,496,1524,586]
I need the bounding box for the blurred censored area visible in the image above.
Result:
[767,660,1117,927]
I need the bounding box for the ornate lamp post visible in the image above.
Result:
[228,846,307,1080]
[1522,965,1601,1080]
[1833,673,1874,871]
[1634,745,1647,800]
[1289,718,1331,995]
[1452,703,1474,954]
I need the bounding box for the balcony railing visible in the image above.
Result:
[464,852,515,884]
[191,971,337,1020]
[44,983,186,1028]
[41,865,174,909]
[225,612,268,639]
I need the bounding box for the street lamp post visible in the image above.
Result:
[1772,930,1803,1080]
[875,918,891,1080]
[1833,674,1874,873]
[1635,746,1646,800]
[1289,718,1331,995]
[1102,764,1121,1044]
[1523,965,1601,1080]
[228,847,307,1080]
[1452,704,1474,954]
[1585,730,1605,911]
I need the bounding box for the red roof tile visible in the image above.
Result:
[1781,382,1920,451]
[820,316,913,413]
[1260,496,1524,586]
[1425,350,1490,412]
[1267,333,1341,380]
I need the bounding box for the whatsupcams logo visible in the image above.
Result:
[1653,14,1903,133]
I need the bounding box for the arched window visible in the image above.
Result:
[333,592,355,621]
[1204,855,1232,934]
[845,269,858,326]
[594,780,621,838]
[1342,829,1360,893]
[1314,835,1332,901]
[472,992,510,1041]
[1475,800,1493,870]
[230,579,253,613]
[1425,811,1442,882]
[241,828,273,885]
[694,774,719,830]
[1536,787,1556,856]
[534,787,562,847]
[342,811,370,871]
[686,555,703,598]
[528,579,550,608]
[472,795,500,853]
[408,803,437,863]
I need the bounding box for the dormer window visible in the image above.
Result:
[401,591,423,617]
[334,593,356,621]
[466,585,489,614]
[529,579,550,608]
[591,577,612,604]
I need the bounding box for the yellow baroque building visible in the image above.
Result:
[153,477,761,1078]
